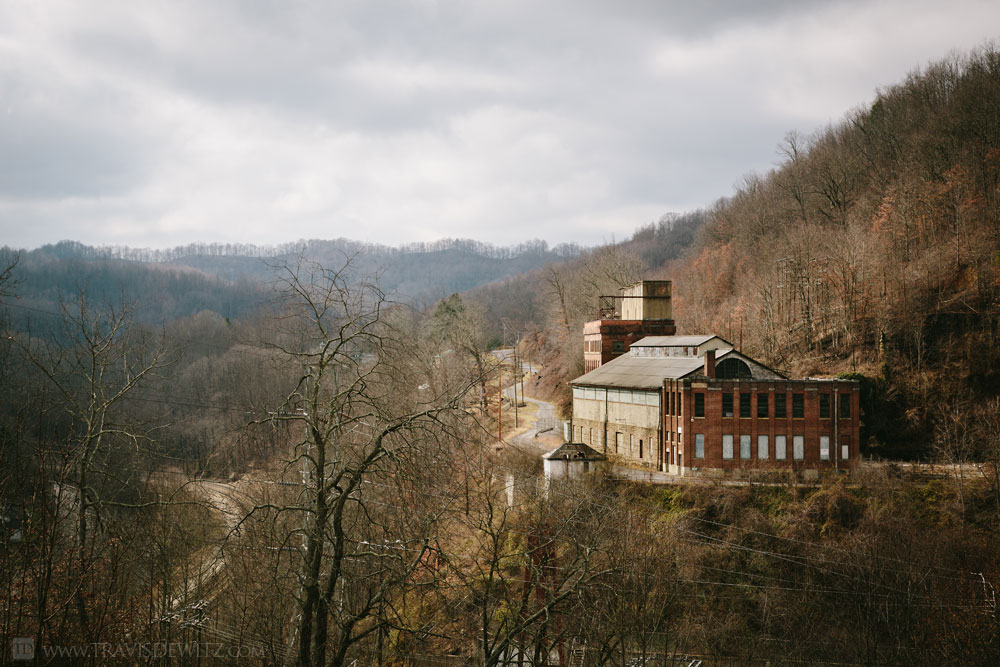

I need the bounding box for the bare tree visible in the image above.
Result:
[246,256,474,667]
[443,457,613,667]
[9,292,168,643]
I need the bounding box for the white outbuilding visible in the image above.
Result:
[542,442,607,487]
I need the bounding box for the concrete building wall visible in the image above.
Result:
[571,395,661,469]
[620,281,672,320]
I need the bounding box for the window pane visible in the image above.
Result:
[757,393,769,418]
[722,393,733,417]
[695,393,705,417]
[793,435,804,460]
[775,393,787,418]
[722,434,734,459]
[792,394,804,418]
[758,434,769,459]
[820,436,830,460]
[840,394,851,419]
[775,435,787,460]
[740,435,751,460]
[819,394,830,419]
[695,434,705,458]
[740,393,751,418]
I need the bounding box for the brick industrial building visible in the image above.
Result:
[569,281,860,476]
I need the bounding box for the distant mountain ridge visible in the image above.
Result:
[6,237,584,327]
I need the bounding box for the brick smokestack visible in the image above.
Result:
[704,349,716,378]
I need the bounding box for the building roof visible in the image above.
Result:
[543,442,607,461]
[629,334,732,348]
[570,353,705,389]
[570,346,787,388]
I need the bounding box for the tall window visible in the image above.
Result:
[722,434,734,459]
[793,435,804,460]
[740,393,751,418]
[775,435,787,460]
[758,434,769,459]
[775,393,787,418]
[694,393,705,417]
[757,393,769,418]
[740,435,751,460]
[820,436,830,460]
[840,394,851,419]
[792,394,804,419]
[819,394,830,419]
[695,434,705,458]
[722,393,734,417]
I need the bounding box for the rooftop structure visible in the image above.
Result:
[583,280,677,372]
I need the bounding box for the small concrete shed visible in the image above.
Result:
[542,442,607,485]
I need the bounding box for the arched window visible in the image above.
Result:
[716,358,752,379]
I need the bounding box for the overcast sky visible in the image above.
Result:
[1,0,998,251]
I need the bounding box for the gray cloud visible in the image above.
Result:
[1,0,998,250]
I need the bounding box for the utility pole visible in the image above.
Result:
[498,360,503,442]
[513,347,519,429]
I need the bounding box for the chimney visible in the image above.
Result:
[704,349,716,378]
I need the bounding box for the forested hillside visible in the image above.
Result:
[672,47,1000,459]
[512,47,1000,462]
[17,237,580,308]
